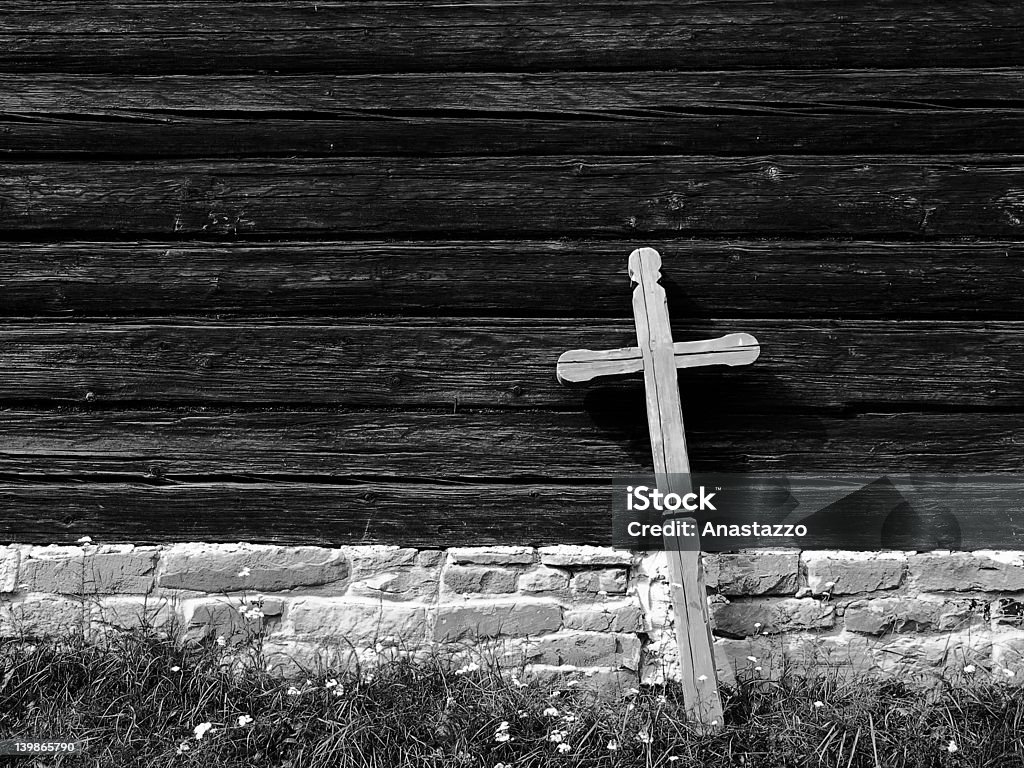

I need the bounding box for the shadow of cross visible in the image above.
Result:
[556,247,760,730]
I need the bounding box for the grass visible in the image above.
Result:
[0,625,1021,767]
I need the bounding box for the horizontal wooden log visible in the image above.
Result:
[0,410,1019,476]
[0,479,1021,550]
[0,320,1021,408]
[5,71,1024,157]
[4,156,1024,236]
[1,2,1022,73]
[4,240,1024,320]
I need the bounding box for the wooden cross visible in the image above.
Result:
[556,247,760,728]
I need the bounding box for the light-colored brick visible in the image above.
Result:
[0,596,86,637]
[702,553,721,589]
[442,565,517,594]
[563,602,644,633]
[868,631,992,676]
[0,549,19,593]
[181,598,263,644]
[528,632,641,670]
[518,565,569,593]
[347,557,441,601]
[716,551,799,596]
[345,546,418,574]
[262,639,352,677]
[523,665,638,693]
[712,598,834,637]
[447,546,534,565]
[910,551,1024,592]
[20,545,158,594]
[160,544,349,593]
[90,596,173,632]
[416,550,445,567]
[803,551,905,595]
[844,597,980,636]
[991,631,1024,678]
[572,568,627,595]
[538,546,632,567]
[434,600,561,642]
[289,598,426,646]
[712,635,789,685]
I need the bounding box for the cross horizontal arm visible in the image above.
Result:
[556,332,759,384]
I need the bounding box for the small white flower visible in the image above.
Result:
[1005,669,1016,677]
[324,678,339,689]
[711,720,719,726]
[947,740,958,753]
[286,686,302,696]
[170,665,181,673]
[754,666,763,672]
[549,690,561,698]
[496,721,510,732]
[637,729,652,744]
[76,536,93,544]
[669,758,680,763]
[753,622,762,628]
[494,732,512,744]
[193,722,214,740]
[607,740,619,751]
[237,567,251,578]
[964,664,977,674]
[824,581,835,589]
[239,605,264,621]
[556,742,571,754]
[542,707,560,717]
[236,715,253,727]
[215,635,227,647]
[746,656,758,662]
[548,729,565,743]
[814,701,824,709]
[176,742,191,755]
[698,674,708,682]
[561,714,577,723]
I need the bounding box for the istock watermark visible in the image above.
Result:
[609,473,1024,551]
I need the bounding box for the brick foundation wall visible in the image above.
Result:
[1,543,1022,687]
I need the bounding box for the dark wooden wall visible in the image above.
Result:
[2,2,1023,546]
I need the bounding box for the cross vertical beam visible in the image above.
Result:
[629,247,722,726]
[556,247,760,728]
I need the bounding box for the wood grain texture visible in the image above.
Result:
[5,71,1024,157]
[1,2,1021,73]
[0,479,1021,550]
[3,1,1023,551]
[556,333,760,384]
[4,156,1024,237]
[3,240,1024,320]
[0,411,1019,477]
[0,320,1019,409]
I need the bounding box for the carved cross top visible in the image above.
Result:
[556,247,760,728]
